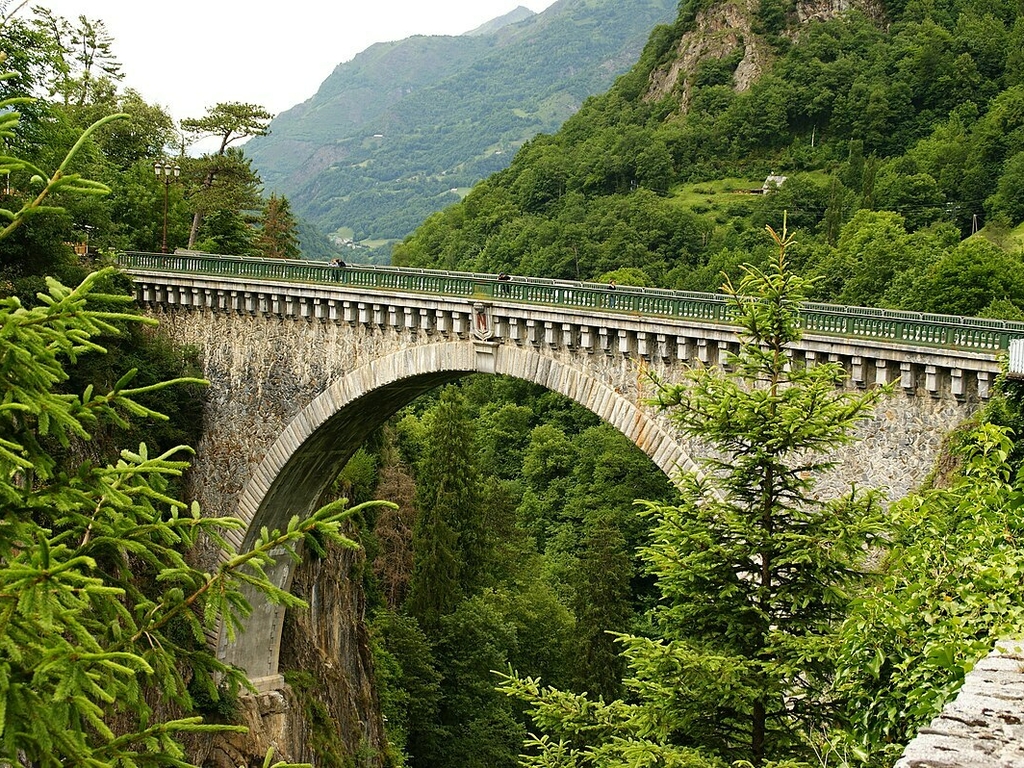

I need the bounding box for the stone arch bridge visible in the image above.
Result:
[117,251,1023,689]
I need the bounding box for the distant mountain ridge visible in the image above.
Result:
[465,5,536,36]
[244,0,677,258]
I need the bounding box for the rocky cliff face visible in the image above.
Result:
[190,539,389,767]
[645,0,884,112]
[278,537,390,766]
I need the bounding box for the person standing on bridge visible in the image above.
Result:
[497,271,511,295]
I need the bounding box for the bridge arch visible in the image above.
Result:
[123,264,1000,685]
[219,341,693,683]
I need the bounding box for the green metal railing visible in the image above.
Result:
[116,251,1024,352]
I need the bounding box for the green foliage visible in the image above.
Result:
[432,597,526,768]
[986,150,1024,223]
[0,58,371,767]
[257,193,302,260]
[185,147,264,253]
[28,9,123,108]
[885,236,1024,315]
[567,516,632,701]
[369,610,444,766]
[367,374,676,767]
[834,423,1024,766]
[0,266,379,766]
[0,105,126,241]
[180,101,272,155]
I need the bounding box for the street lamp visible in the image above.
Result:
[153,161,180,253]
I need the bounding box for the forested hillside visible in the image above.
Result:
[395,0,1024,318]
[244,0,677,260]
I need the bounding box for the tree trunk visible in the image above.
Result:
[187,211,202,250]
[753,698,765,766]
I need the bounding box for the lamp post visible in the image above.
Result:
[154,161,180,253]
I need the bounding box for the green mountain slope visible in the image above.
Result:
[244,0,677,255]
[394,0,1024,318]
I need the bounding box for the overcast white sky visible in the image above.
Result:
[31,1,558,123]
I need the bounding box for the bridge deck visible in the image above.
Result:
[116,251,1024,354]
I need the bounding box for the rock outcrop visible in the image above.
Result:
[645,0,884,113]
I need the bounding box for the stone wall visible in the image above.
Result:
[895,641,1024,767]
[149,297,980,537]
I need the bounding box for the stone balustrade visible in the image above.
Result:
[130,271,1003,403]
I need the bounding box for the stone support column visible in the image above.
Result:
[508,317,523,344]
[637,331,650,359]
[718,341,731,368]
[875,359,889,387]
[580,326,594,353]
[951,368,965,400]
[435,310,450,336]
[544,322,557,348]
[525,319,539,346]
[901,361,914,395]
[926,365,939,397]
[978,371,991,400]
[419,308,434,335]
[850,356,865,388]
[561,323,575,349]
[697,338,710,364]
[619,329,634,357]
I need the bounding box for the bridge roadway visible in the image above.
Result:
[118,251,1024,688]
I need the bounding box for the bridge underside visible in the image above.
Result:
[250,370,467,546]
[217,341,691,683]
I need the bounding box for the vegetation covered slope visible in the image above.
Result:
[394,0,1024,318]
[244,0,678,256]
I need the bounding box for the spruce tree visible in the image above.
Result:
[406,504,461,631]
[501,223,888,768]
[569,514,632,701]
[406,387,489,629]
[637,223,889,764]
[257,193,301,260]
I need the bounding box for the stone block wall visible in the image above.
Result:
[896,642,1024,767]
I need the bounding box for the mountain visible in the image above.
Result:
[244,0,677,258]
[465,5,536,36]
[392,0,1024,319]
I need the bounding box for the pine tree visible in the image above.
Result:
[406,503,461,631]
[373,461,419,611]
[406,388,489,628]
[569,514,632,701]
[180,103,271,249]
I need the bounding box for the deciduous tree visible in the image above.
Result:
[0,76,380,768]
[835,423,1024,766]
